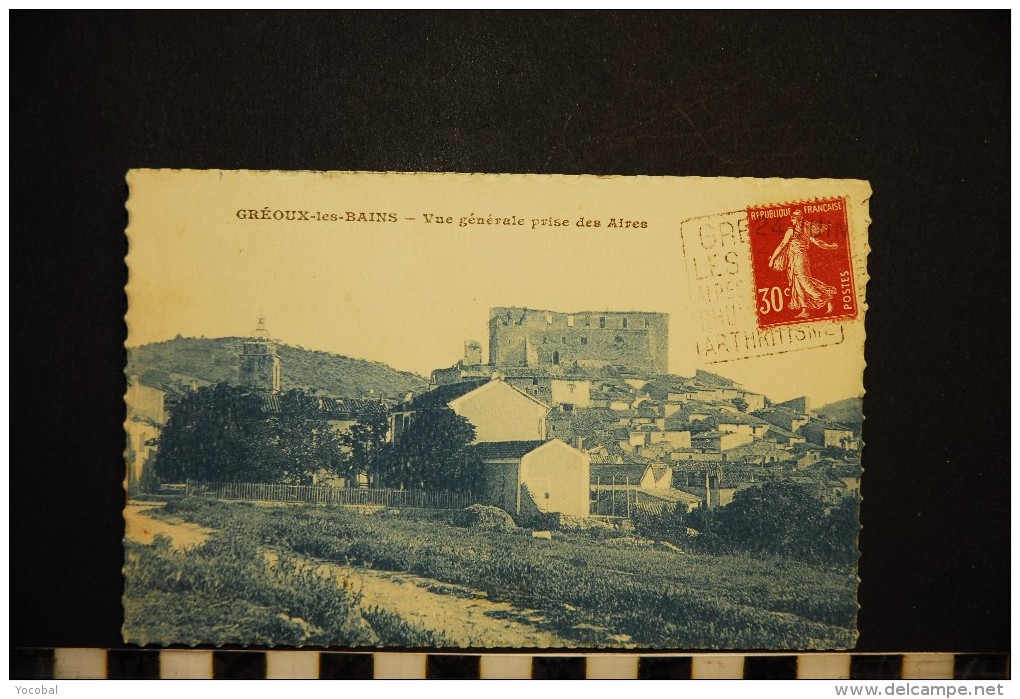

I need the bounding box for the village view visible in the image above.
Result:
[123,306,862,649]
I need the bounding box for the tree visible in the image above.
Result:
[242,393,349,483]
[678,481,862,567]
[821,495,861,567]
[707,480,863,564]
[376,404,479,492]
[714,481,826,560]
[153,383,348,485]
[338,411,388,482]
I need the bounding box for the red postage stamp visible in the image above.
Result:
[747,197,858,329]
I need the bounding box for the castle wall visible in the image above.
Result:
[489,307,668,374]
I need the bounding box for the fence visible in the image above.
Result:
[184,480,476,510]
[590,477,637,517]
[590,478,681,518]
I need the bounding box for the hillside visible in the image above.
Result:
[127,336,427,401]
[815,396,864,432]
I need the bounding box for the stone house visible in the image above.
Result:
[755,406,810,433]
[800,419,857,450]
[691,430,753,452]
[474,439,590,518]
[389,378,549,444]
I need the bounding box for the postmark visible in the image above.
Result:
[747,198,857,329]
[679,209,846,364]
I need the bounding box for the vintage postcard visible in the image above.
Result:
[124,170,870,650]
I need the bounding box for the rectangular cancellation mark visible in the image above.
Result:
[680,208,848,364]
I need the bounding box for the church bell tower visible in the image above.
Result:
[239,316,281,393]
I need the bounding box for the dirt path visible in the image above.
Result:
[124,502,214,549]
[316,561,592,648]
[125,501,616,647]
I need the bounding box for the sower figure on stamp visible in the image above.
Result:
[768,209,838,318]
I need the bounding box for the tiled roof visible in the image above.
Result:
[590,463,648,483]
[473,440,548,460]
[318,397,386,419]
[713,413,768,426]
[754,406,804,419]
[395,378,490,411]
[806,418,854,432]
[649,464,671,481]
[641,442,675,459]
[694,369,739,388]
[497,366,552,378]
[637,488,702,505]
[827,461,862,478]
[670,460,727,471]
[606,396,635,405]
[256,394,384,419]
[723,439,790,458]
[663,417,694,431]
[680,402,730,417]
[792,442,823,453]
[598,378,633,390]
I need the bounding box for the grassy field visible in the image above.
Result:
[135,497,858,649]
[123,527,445,647]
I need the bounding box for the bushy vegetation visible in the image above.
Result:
[123,532,373,646]
[155,497,858,649]
[814,396,864,433]
[127,336,427,400]
[633,503,692,544]
[635,482,860,567]
[123,521,456,647]
[153,384,391,486]
[451,504,517,530]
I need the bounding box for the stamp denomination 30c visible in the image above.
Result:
[747,198,858,329]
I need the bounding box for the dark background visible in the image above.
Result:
[10,11,1010,652]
